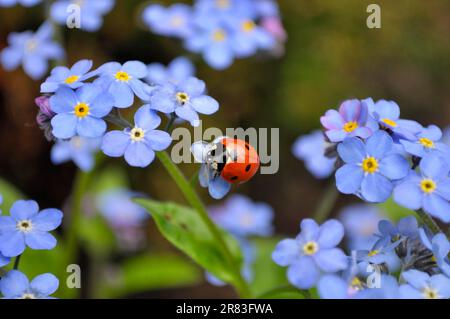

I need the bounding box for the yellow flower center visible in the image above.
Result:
[64,75,80,84]
[343,121,359,133]
[420,179,436,194]
[215,0,230,9]
[20,293,36,299]
[240,213,254,226]
[176,92,190,105]
[74,103,90,118]
[302,241,319,255]
[381,118,397,127]
[242,20,256,32]
[26,39,38,52]
[368,250,379,257]
[130,127,145,142]
[350,277,363,290]
[362,157,379,174]
[212,29,226,42]
[170,16,185,27]
[115,71,131,82]
[431,255,437,263]
[17,220,33,233]
[71,136,83,149]
[419,138,435,149]
[422,287,440,299]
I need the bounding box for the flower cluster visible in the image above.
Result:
[207,194,274,286]
[0,0,40,7]
[273,214,450,299]
[36,57,220,169]
[295,98,450,222]
[142,0,286,70]
[0,198,62,298]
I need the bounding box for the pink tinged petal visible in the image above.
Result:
[145,130,172,151]
[325,130,347,142]
[339,99,361,122]
[124,143,155,167]
[335,164,364,194]
[101,131,130,157]
[0,232,26,257]
[10,200,39,220]
[317,219,344,248]
[30,273,59,296]
[0,270,29,298]
[379,154,409,180]
[314,248,348,272]
[134,105,161,130]
[122,61,147,78]
[31,209,63,231]
[393,181,422,211]
[320,109,344,130]
[361,173,393,203]
[76,117,107,138]
[191,96,219,115]
[50,86,78,113]
[337,137,366,163]
[272,239,300,266]
[25,232,57,250]
[287,256,320,289]
[423,194,450,223]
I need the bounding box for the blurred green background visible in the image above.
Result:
[0,0,449,298]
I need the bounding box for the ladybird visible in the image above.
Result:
[203,137,260,184]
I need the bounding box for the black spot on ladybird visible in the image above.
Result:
[230,176,239,181]
[245,144,250,150]
[245,164,251,172]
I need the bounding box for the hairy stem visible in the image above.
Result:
[415,210,442,235]
[313,182,339,223]
[156,151,251,298]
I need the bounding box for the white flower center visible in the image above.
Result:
[130,127,145,142]
[17,220,33,233]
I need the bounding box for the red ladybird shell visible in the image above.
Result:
[219,138,260,184]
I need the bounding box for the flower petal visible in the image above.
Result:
[101,131,130,157]
[76,117,107,138]
[287,256,320,289]
[317,219,344,248]
[31,209,63,232]
[272,239,300,267]
[314,248,348,272]
[30,273,59,297]
[145,130,172,151]
[0,270,29,298]
[337,138,366,163]
[361,173,393,203]
[208,177,231,200]
[335,164,364,194]
[25,232,57,250]
[124,142,155,168]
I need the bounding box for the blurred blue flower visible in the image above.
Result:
[41,59,95,93]
[0,270,59,299]
[339,204,385,251]
[96,61,150,108]
[442,127,450,145]
[336,131,409,203]
[399,269,450,299]
[292,130,335,179]
[393,153,450,223]
[0,0,41,7]
[142,3,193,38]
[0,196,11,267]
[209,194,274,238]
[97,188,148,229]
[146,56,195,86]
[0,200,62,257]
[320,99,377,143]
[190,140,231,199]
[50,0,115,32]
[272,218,348,289]
[50,84,114,139]
[365,98,422,141]
[101,105,172,167]
[51,136,101,172]
[419,229,450,277]
[0,22,64,79]
[149,77,219,126]
[355,275,401,299]
[400,125,450,158]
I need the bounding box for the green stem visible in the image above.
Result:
[13,255,21,270]
[257,285,308,299]
[156,151,251,298]
[415,210,442,235]
[313,183,339,223]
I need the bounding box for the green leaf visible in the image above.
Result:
[0,177,25,211]
[78,214,116,257]
[98,253,202,298]
[135,198,243,285]
[250,238,293,297]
